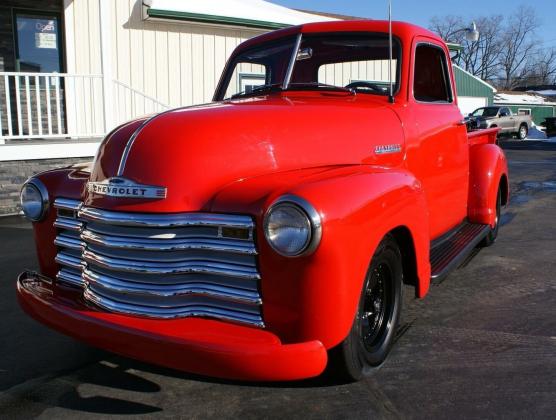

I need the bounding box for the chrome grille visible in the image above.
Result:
[53,198,263,327]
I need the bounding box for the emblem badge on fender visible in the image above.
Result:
[88,177,167,199]
[374,144,402,155]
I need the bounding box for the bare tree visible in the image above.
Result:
[428,15,503,83]
[429,6,549,89]
[429,15,466,42]
[469,16,504,82]
[524,48,556,85]
[498,6,538,89]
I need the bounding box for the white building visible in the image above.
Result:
[0,0,339,161]
[0,0,345,214]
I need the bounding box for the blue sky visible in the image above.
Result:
[272,0,556,47]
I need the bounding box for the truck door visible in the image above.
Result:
[404,40,469,239]
[499,107,514,132]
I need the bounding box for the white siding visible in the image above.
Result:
[64,0,105,136]
[318,60,398,86]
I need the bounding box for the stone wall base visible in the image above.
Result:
[0,157,92,215]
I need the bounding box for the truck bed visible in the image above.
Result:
[467,127,500,145]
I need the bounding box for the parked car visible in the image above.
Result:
[17,20,509,382]
[467,106,531,139]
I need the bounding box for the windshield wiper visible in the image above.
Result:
[287,82,356,95]
[230,83,283,99]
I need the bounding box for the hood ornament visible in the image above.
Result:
[88,177,167,199]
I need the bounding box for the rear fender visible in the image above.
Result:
[212,165,430,348]
[468,144,509,226]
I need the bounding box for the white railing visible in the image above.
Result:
[0,72,106,142]
[113,80,170,127]
[0,72,171,144]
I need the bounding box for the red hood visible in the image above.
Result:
[87,93,405,212]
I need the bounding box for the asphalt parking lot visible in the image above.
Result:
[0,140,555,419]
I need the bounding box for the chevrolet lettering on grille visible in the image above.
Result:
[88,177,167,199]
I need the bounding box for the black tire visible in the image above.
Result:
[329,234,403,382]
[518,124,528,140]
[481,186,501,247]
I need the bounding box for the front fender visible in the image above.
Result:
[468,144,509,226]
[211,165,430,348]
[27,167,90,279]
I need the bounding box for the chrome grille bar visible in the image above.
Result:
[83,268,261,305]
[55,251,85,270]
[80,228,257,255]
[52,198,263,327]
[84,288,264,327]
[54,198,82,212]
[57,268,85,287]
[54,217,82,232]
[82,249,260,279]
[79,207,254,229]
[54,233,85,251]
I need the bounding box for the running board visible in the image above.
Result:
[430,223,490,281]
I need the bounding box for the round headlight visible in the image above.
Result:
[20,179,49,221]
[264,196,322,257]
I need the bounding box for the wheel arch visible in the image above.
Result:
[500,173,509,206]
[389,225,418,290]
[468,143,509,226]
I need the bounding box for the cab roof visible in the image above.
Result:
[237,20,442,51]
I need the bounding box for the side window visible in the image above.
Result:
[500,108,510,117]
[413,44,452,103]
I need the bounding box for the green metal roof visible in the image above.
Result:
[447,43,464,52]
[453,65,495,103]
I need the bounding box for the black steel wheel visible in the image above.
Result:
[361,262,392,352]
[329,234,403,382]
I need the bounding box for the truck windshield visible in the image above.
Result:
[471,107,499,117]
[216,33,400,100]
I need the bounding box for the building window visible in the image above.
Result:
[518,108,531,116]
[14,11,63,73]
[238,73,266,94]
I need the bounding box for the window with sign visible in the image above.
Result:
[14,12,63,73]
[239,73,266,94]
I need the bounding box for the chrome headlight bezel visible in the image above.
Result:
[263,195,322,257]
[20,178,49,222]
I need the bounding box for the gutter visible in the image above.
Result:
[145,8,290,30]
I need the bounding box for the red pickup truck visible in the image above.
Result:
[17,20,508,382]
